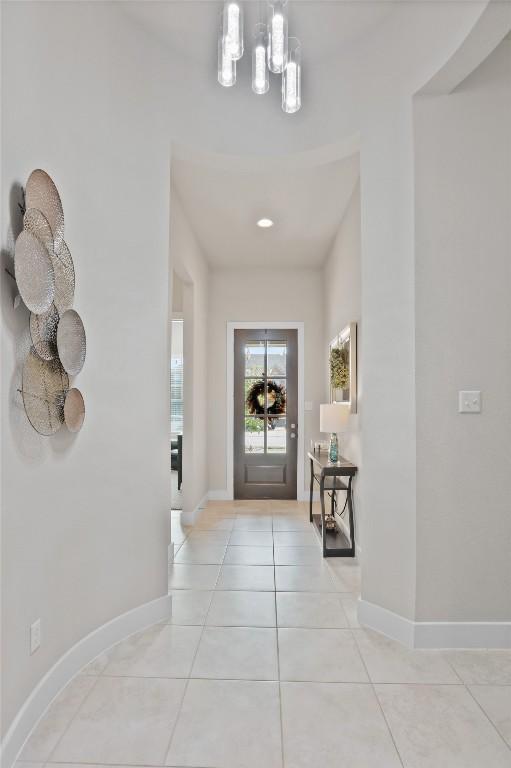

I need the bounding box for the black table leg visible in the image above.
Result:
[347,476,355,556]
[319,474,327,556]
[309,457,314,523]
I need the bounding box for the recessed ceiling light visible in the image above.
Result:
[257,218,274,228]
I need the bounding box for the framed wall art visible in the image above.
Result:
[329,322,357,413]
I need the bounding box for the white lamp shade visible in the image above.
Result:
[320,403,349,433]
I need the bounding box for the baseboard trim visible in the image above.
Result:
[414,620,511,649]
[358,599,511,649]
[358,599,416,647]
[1,593,172,768]
[210,490,315,503]
[208,489,233,501]
[181,493,209,525]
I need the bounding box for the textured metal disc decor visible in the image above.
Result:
[14,229,55,313]
[24,207,54,252]
[17,167,87,436]
[64,387,85,432]
[24,208,75,314]
[30,304,59,361]
[57,309,86,376]
[22,349,69,436]
[25,169,65,251]
[52,239,75,314]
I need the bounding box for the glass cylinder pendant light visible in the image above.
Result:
[252,23,269,95]
[282,37,301,113]
[267,0,288,74]
[223,1,244,61]
[218,35,236,87]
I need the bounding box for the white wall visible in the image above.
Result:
[414,40,511,622]
[172,272,184,315]
[358,97,418,622]
[323,182,362,547]
[207,267,324,498]
[169,189,209,520]
[1,2,171,736]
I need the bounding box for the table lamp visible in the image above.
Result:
[320,403,349,462]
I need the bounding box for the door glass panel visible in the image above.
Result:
[245,342,265,377]
[267,417,286,453]
[245,417,265,453]
[267,378,286,416]
[245,378,265,415]
[267,341,286,376]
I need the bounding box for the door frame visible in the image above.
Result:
[226,321,305,501]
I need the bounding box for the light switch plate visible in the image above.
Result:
[304,401,313,411]
[458,391,481,413]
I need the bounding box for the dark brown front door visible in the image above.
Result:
[234,329,298,499]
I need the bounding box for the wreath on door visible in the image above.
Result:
[246,379,286,416]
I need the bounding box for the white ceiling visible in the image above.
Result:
[124,1,394,70]
[121,1,484,267]
[120,1,483,160]
[172,149,359,267]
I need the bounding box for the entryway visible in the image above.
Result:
[170,271,184,512]
[234,328,298,500]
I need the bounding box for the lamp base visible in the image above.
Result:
[328,432,338,463]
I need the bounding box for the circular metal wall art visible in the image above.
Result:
[24,207,54,252]
[16,167,87,436]
[24,207,75,314]
[57,309,86,376]
[64,387,85,432]
[25,169,65,251]
[22,349,69,435]
[14,229,55,313]
[30,304,59,361]
[51,239,75,314]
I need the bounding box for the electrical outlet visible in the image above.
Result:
[458,391,482,413]
[30,619,41,654]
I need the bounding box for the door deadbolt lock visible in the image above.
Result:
[291,432,296,438]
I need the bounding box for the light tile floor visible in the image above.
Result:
[17,500,511,768]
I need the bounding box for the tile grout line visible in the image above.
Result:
[162,510,230,765]
[463,679,511,753]
[437,648,510,746]
[46,762,219,768]
[272,508,286,768]
[41,674,102,765]
[351,632,406,768]
[75,673,480,685]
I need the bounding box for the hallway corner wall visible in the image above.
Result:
[323,180,362,550]
[169,189,209,521]
[414,38,511,624]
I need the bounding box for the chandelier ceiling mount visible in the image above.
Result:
[218,0,302,114]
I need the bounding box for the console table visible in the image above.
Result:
[308,451,357,557]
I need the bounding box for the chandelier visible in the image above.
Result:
[218,0,302,114]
